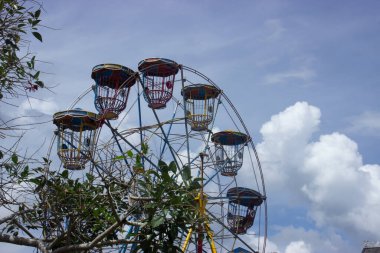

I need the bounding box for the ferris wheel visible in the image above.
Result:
[50,58,267,253]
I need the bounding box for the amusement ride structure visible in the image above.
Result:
[50,58,267,253]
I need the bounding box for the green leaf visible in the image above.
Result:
[33,71,40,79]
[32,19,41,26]
[142,143,149,154]
[126,150,133,158]
[30,56,36,68]
[11,153,18,164]
[35,80,44,88]
[146,169,160,178]
[168,161,177,173]
[21,166,29,178]
[162,169,170,183]
[34,178,46,192]
[86,173,94,182]
[32,32,42,42]
[158,160,167,169]
[61,170,69,178]
[190,180,201,190]
[29,178,40,185]
[113,155,125,161]
[34,9,41,18]
[136,154,141,164]
[182,165,191,181]
[151,216,164,228]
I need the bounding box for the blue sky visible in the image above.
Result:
[1,0,380,252]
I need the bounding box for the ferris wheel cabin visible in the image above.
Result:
[138,58,179,109]
[211,131,250,176]
[91,64,136,119]
[53,109,102,170]
[227,187,264,235]
[181,84,221,131]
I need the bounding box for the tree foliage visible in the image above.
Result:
[0,0,44,100]
[0,147,204,253]
[133,161,201,253]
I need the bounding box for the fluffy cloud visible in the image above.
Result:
[302,133,364,214]
[284,241,311,253]
[257,101,320,202]
[266,225,352,253]
[257,101,380,251]
[302,134,380,239]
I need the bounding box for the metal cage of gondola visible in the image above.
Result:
[227,187,264,234]
[53,109,102,170]
[91,63,136,119]
[181,84,221,131]
[138,58,179,109]
[211,131,250,176]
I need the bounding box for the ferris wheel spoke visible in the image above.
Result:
[159,101,180,159]
[180,66,192,168]
[136,83,145,167]
[107,120,131,169]
[104,121,160,172]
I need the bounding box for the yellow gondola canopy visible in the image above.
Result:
[138,58,179,77]
[53,109,101,132]
[211,131,250,146]
[181,84,221,100]
[91,63,136,88]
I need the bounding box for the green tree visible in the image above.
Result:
[132,161,201,253]
[0,0,45,190]
[0,0,44,101]
[0,150,203,252]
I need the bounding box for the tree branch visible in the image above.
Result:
[0,209,32,225]
[12,219,35,239]
[51,210,146,253]
[0,234,48,253]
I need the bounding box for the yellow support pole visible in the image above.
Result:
[205,223,217,253]
[182,227,193,252]
[182,153,218,253]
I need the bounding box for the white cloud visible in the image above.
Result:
[257,101,380,250]
[271,226,352,253]
[257,101,320,202]
[19,97,59,116]
[301,133,364,211]
[301,134,380,238]
[348,111,380,137]
[264,68,315,85]
[284,241,312,253]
